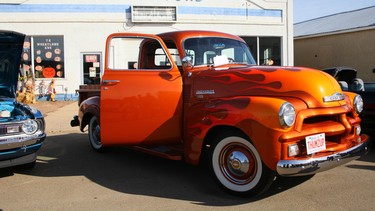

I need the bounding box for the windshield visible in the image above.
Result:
[183,37,256,66]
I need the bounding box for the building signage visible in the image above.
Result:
[33,36,64,78]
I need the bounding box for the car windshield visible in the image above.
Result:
[183,37,256,66]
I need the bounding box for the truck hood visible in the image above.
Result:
[0,30,25,99]
[192,66,346,108]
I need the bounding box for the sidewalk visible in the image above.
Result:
[43,101,80,134]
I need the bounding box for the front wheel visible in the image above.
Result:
[88,116,105,152]
[208,132,275,197]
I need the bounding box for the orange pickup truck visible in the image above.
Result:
[71,30,370,196]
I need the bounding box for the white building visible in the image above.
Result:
[0,0,293,100]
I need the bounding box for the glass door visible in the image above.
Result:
[82,53,101,84]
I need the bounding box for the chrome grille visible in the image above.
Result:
[0,123,23,136]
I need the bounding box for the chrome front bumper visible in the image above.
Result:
[0,152,37,168]
[277,135,371,176]
[0,132,45,168]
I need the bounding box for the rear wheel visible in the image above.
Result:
[88,116,105,152]
[208,131,275,197]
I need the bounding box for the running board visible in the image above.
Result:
[130,145,184,161]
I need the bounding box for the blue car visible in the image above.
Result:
[0,30,46,168]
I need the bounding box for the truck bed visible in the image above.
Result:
[76,85,100,105]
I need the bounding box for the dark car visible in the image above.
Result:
[0,30,46,168]
[322,67,375,136]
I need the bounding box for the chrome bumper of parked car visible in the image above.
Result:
[0,131,45,150]
[0,152,38,168]
[277,135,371,176]
[0,132,46,168]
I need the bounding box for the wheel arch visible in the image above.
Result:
[79,102,100,132]
[198,121,280,172]
[200,125,249,164]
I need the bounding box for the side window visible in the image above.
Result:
[154,48,175,68]
[107,37,172,71]
[156,40,181,67]
[166,48,181,66]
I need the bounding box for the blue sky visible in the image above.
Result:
[294,0,375,23]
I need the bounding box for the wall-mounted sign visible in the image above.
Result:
[33,35,64,78]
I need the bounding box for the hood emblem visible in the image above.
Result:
[323,92,345,102]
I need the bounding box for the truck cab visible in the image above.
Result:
[71,30,370,197]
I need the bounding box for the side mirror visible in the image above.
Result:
[373,68,375,73]
[182,56,193,70]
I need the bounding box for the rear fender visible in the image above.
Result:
[78,96,100,131]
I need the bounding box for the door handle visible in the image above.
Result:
[102,80,120,85]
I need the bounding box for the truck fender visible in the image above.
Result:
[78,96,100,132]
[185,96,299,171]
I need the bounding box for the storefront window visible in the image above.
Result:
[241,37,257,63]
[259,37,281,66]
[241,36,281,66]
[32,35,64,78]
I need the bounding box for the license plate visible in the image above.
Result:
[306,133,326,154]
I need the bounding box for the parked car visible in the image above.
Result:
[0,30,46,168]
[322,67,375,135]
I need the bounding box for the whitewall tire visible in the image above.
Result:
[208,131,274,196]
[88,116,104,152]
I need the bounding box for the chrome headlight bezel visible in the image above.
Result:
[22,119,39,134]
[354,95,364,114]
[279,102,296,129]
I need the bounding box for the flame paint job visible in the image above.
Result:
[182,65,367,169]
[182,65,367,168]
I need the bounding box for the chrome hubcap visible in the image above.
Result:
[220,144,256,185]
[227,151,250,176]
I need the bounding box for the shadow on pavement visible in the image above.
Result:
[346,142,375,171]
[2,133,317,206]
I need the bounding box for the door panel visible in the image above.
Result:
[101,34,183,146]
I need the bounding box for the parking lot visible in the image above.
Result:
[0,102,374,210]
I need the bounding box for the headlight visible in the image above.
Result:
[354,95,363,114]
[22,119,39,134]
[279,102,296,128]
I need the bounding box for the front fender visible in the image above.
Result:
[184,96,304,170]
[78,96,100,132]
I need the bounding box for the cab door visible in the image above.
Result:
[100,33,183,146]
